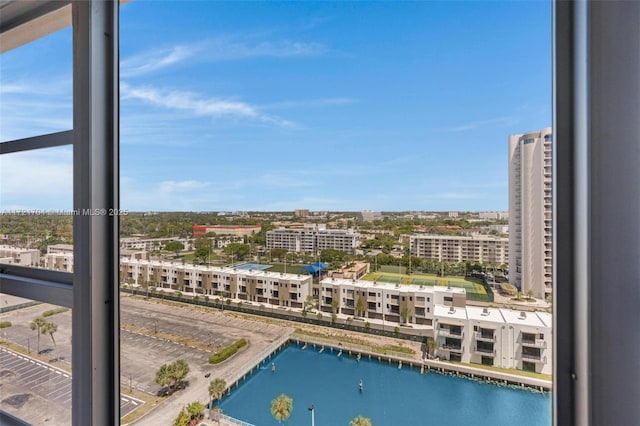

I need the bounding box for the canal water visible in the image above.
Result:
[219,344,551,425]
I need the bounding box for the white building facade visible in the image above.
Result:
[119,258,312,308]
[319,277,466,326]
[508,128,553,298]
[267,224,360,253]
[409,234,509,265]
[434,305,553,375]
[0,246,40,266]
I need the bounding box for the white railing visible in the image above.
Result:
[474,331,495,341]
[290,333,415,359]
[437,328,463,339]
[220,414,255,426]
[223,333,291,386]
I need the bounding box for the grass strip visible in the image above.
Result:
[208,338,248,364]
[43,307,70,317]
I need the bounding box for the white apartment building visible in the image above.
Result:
[409,234,509,265]
[434,305,553,375]
[508,128,553,299]
[266,224,360,253]
[357,211,383,222]
[319,277,466,326]
[119,258,312,308]
[47,243,74,254]
[45,253,74,271]
[478,211,509,220]
[120,236,188,251]
[0,246,40,266]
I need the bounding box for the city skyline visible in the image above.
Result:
[0,1,551,212]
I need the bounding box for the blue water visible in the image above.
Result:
[219,345,551,426]
[234,263,272,270]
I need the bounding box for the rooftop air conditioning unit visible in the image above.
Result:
[519,312,527,319]
[449,306,455,314]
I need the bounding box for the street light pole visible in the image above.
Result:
[308,405,315,426]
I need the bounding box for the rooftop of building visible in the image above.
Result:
[0,245,40,252]
[434,304,468,320]
[410,234,508,241]
[500,309,549,328]
[119,258,310,280]
[465,305,506,324]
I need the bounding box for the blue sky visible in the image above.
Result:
[0,1,551,212]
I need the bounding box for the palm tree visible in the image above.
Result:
[186,401,205,421]
[526,289,535,300]
[208,378,226,418]
[270,393,293,423]
[172,409,190,426]
[400,305,410,324]
[30,317,46,353]
[171,359,190,390]
[355,298,365,318]
[350,415,373,426]
[155,364,172,390]
[42,320,57,346]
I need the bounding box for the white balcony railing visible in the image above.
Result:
[522,339,547,348]
[473,346,496,356]
[437,328,464,339]
[474,331,495,341]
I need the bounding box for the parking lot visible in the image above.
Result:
[0,348,142,424]
[1,295,292,424]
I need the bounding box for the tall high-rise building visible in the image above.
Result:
[508,128,553,299]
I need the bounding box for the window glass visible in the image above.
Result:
[118,1,550,424]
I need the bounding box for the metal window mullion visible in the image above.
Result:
[0,130,73,155]
[554,2,589,425]
[0,274,72,308]
[72,1,120,425]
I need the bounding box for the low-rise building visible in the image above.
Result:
[119,258,312,308]
[192,224,261,238]
[433,305,552,374]
[47,243,74,254]
[328,261,370,280]
[120,237,188,251]
[45,253,74,271]
[357,211,383,222]
[319,277,466,326]
[478,211,509,220]
[0,245,40,266]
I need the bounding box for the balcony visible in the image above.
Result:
[474,331,495,341]
[522,339,547,348]
[473,346,496,356]
[521,353,547,363]
[438,328,463,338]
[439,344,463,352]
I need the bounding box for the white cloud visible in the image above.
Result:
[121,45,203,77]
[121,82,294,127]
[208,39,326,60]
[121,38,327,78]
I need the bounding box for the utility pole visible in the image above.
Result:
[308,405,315,426]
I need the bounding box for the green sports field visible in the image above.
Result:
[362,271,491,302]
